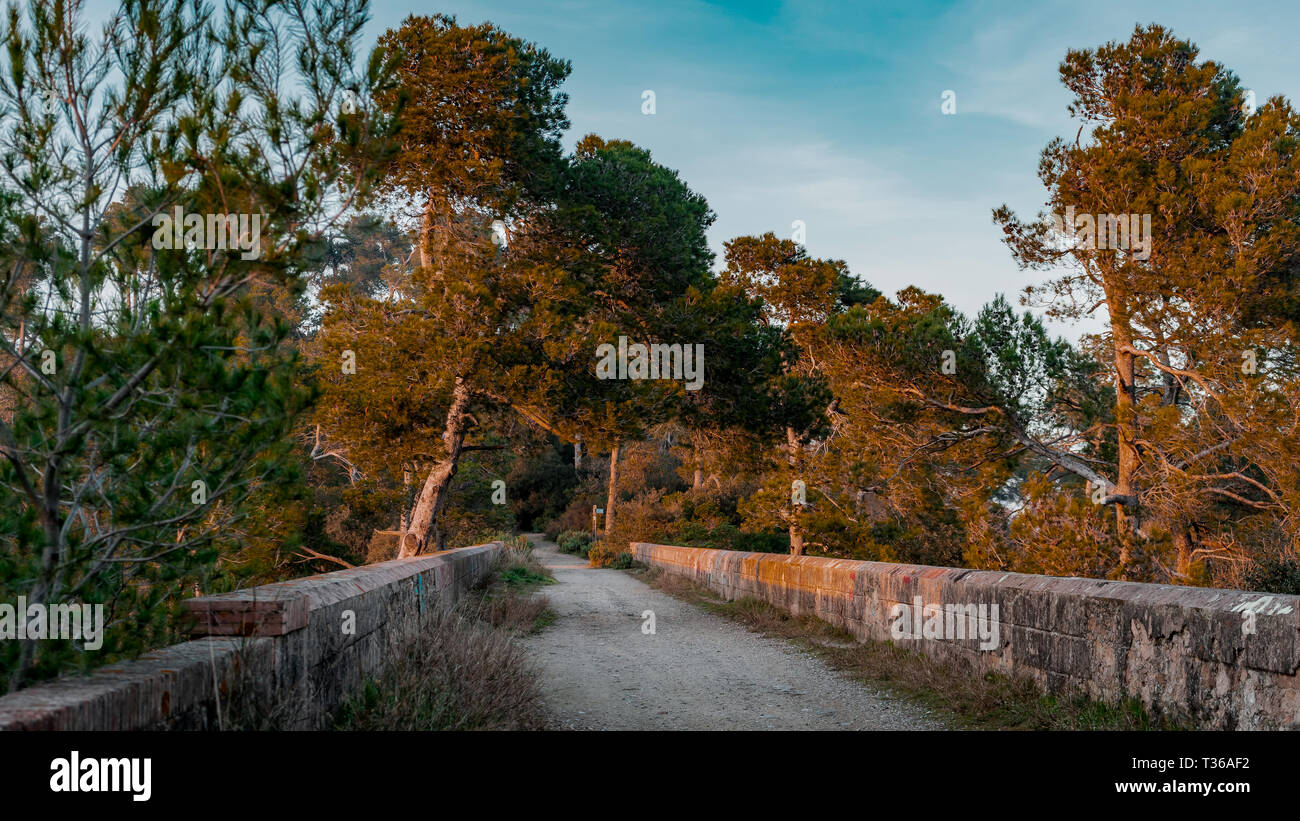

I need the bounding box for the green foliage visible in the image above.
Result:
[557,530,593,557]
[499,565,553,588]
[1242,557,1300,595]
[0,0,398,691]
[510,135,724,455]
[505,442,579,531]
[608,552,637,570]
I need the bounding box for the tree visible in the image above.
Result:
[499,136,724,539]
[816,287,1110,567]
[994,24,1300,579]
[721,233,865,554]
[0,0,397,690]
[320,14,571,555]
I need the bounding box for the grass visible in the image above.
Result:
[633,567,1185,731]
[331,536,557,730]
[500,564,553,588]
[482,536,557,633]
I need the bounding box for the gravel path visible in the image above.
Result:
[521,534,946,730]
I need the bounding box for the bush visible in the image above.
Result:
[543,501,596,542]
[479,530,532,552]
[330,547,553,731]
[1242,556,1300,595]
[557,530,593,556]
[587,539,628,568]
[609,552,638,570]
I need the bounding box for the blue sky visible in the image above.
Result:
[360,0,1298,340]
[82,0,1300,339]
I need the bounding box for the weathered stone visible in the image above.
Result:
[629,541,1300,730]
[0,542,502,731]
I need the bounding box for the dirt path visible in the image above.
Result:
[521,534,945,730]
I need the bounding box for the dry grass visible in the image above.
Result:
[331,602,547,731]
[476,589,554,633]
[216,536,557,731]
[331,537,556,731]
[636,567,1183,731]
[478,537,557,633]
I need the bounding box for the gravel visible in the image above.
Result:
[521,534,947,731]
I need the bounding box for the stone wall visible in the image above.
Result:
[631,542,1300,730]
[0,542,502,730]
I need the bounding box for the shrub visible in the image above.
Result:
[479,531,532,553]
[557,530,593,556]
[609,552,638,570]
[315,480,405,565]
[1242,556,1300,595]
[587,539,628,568]
[486,534,553,588]
[544,500,597,540]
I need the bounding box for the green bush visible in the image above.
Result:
[1242,556,1300,595]
[557,530,594,556]
[609,552,638,570]
[478,531,532,552]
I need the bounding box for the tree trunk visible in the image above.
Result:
[8,596,39,691]
[418,190,450,271]
[418,203,434,270]
[401,376,471,557]
[11,468,63,691]
[690,431,704,488]
[789,524,805,556]
[605,440,621,537]
[786,426,805,556]
[399,465,412,532]
[1110,310,1141,576]
[573,434,582,470]
[1172,524,1196,581]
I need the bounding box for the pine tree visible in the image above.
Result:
[319,14,570,555]
[0,0,397,690]
[994,24,1300,579]
[720,233,861,554]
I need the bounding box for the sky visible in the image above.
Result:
[362,0,1299,340]
[85,0,1300,340]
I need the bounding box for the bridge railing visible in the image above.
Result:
[0,541,502,730]
[632,542,1300,730]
